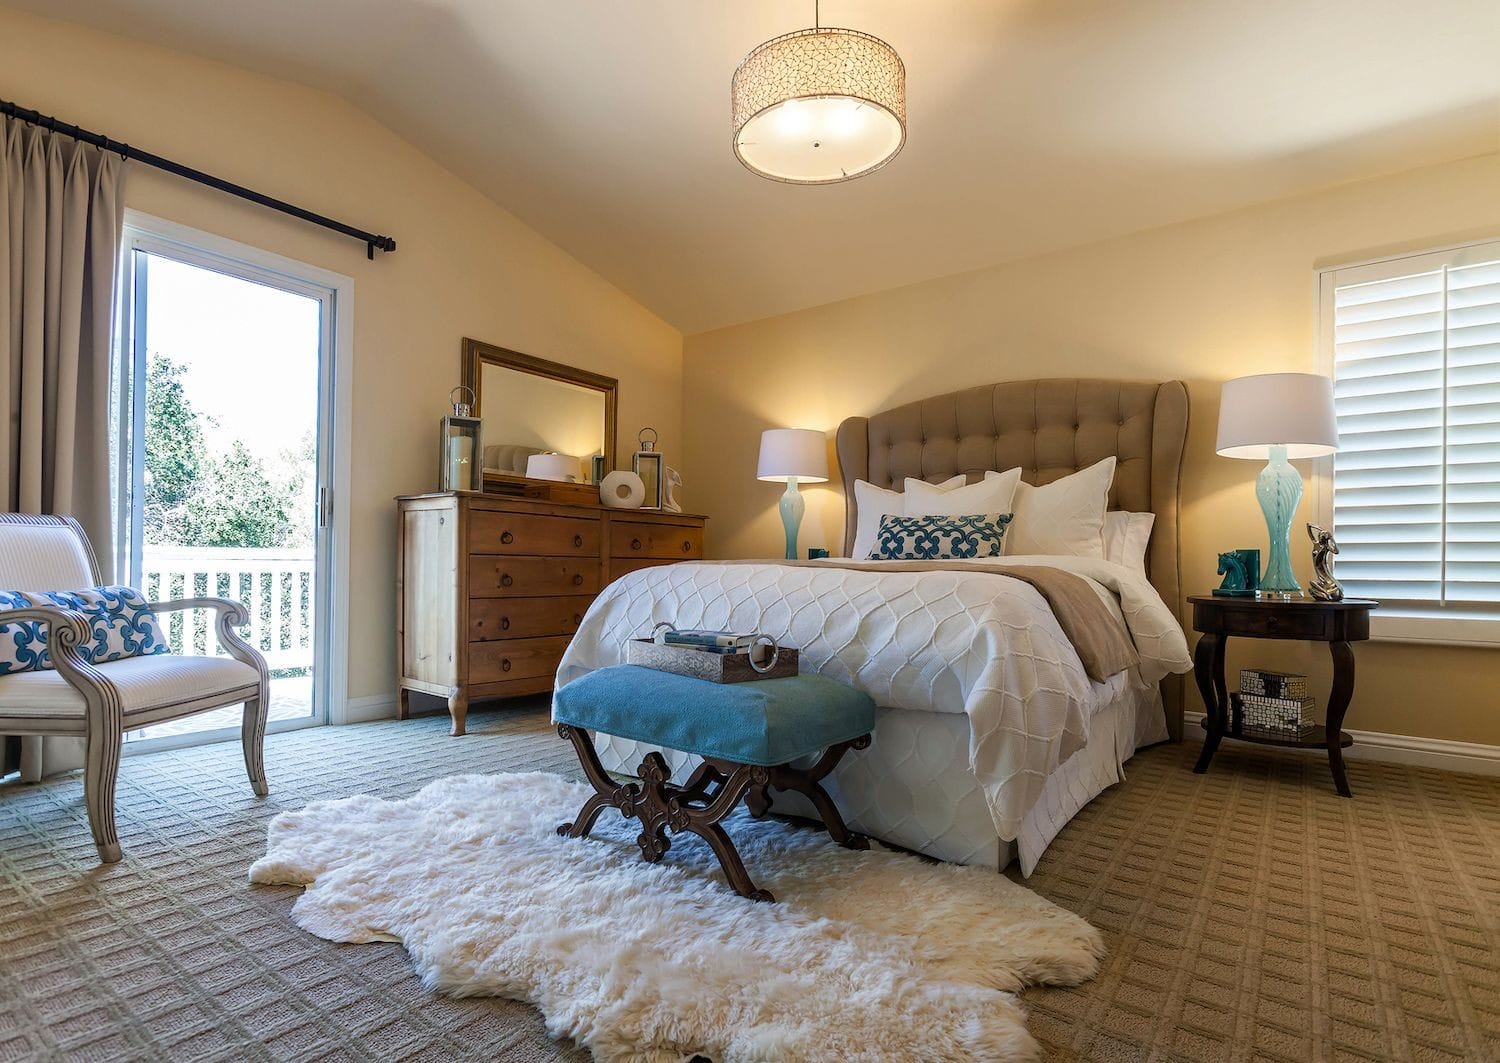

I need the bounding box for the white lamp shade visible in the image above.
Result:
[757,428,829,483]
[526,452,581,482]
[732,28,906,185]
[1216,373,1339,459]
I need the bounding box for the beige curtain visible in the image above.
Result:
[0,117,128,778]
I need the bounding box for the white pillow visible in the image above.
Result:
[903,468,1022,520]
[1103,510,1155,572]
[1001,457,1117,558]
[851,475,964,560]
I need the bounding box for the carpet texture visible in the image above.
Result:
[250,771,1102,1062]
[1,701,1498,1061]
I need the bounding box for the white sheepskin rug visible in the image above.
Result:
[250,772,1102,1062]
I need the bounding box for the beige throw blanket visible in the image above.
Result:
[712,559,1139,682]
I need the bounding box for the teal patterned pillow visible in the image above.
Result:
[0,586,169,674]
[869,513,1013,560]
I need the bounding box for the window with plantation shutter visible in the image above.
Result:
[1321,240,1500,640]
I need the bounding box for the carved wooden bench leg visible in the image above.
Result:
[682,821,774,903]
[556,723,640,840]
[555,726,871,902]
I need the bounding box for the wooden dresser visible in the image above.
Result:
[396,492,707,735]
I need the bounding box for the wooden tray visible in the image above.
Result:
[625,638,798,684]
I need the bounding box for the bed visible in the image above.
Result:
[556,378,1192,874]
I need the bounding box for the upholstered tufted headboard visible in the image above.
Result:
[835,378,1190,738]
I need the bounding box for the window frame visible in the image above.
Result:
[1317,235,1500,649]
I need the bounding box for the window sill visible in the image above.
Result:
[1370,611,1500,650]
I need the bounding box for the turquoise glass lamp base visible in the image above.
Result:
[1256,444,1303,596]
[779,479,804,561]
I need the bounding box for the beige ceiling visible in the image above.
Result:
[9,0,1500,333]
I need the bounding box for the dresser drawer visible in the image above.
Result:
[608,558,683,583]
[470,556,601,597]
[469,511,599,557]
[468,636,572,684]
[1217,606,1331,640]
[610,521,704,560]
[469,596,594,641]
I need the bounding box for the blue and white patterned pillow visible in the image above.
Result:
[869,513,1013,561]
[0,586,169,675]
[0,590,50,675]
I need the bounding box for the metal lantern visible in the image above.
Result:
[440,385,483,492]
[633,427,664,509]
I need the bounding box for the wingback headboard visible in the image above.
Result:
[835,378,1190,738]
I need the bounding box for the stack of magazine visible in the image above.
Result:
[654,628,759,656]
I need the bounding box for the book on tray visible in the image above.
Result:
[656,629,757,652]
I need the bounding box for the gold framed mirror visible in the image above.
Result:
[461,338,618,492]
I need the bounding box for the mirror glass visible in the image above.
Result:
[463,340,617,486]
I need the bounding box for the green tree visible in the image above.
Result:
[143,353,205,544]
[182,441,298,549]
[142,351,311,549]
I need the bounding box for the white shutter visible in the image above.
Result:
[1328,243,1500,609]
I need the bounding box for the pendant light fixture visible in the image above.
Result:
[731,2,906,184]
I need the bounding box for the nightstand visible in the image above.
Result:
[1188,594,1378,797]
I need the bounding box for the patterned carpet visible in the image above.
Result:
[1,702,1497,1062]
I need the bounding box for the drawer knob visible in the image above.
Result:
[501,658,512,673]
[631,537,643,551]
[573,613,583,626]
[501,531,514,545]
[572,573,584,586]
[500,617,510,631]
[574,534,584,547]
[1267,616,1280,631]
[682,540,692,553]
[500,573,513,588]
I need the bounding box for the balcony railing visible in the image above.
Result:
[140,547,315,674]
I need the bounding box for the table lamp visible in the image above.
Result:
[757,428,829,560]
[1216,372,1339,596]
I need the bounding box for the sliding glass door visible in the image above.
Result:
[115,221,339,748]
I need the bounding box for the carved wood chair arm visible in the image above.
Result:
[0,605,121,726]
[149,597,269,680]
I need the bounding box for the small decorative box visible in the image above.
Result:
[625,638,799,684]
[1239,668,1309,700]
[1234,692,1317,738]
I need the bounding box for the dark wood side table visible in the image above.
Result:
[1189,594,1378,797]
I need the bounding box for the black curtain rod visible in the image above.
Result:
[1,98,397,259]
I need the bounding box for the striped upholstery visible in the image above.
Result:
[0,655,261,719]
[0,522,97,590]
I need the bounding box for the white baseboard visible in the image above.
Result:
[342,693,398,724]
[1185,711,1500,777]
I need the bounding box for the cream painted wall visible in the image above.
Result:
[0,9,683,707]
[683,151,1500,747]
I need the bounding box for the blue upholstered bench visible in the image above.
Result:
[553,664,876,901]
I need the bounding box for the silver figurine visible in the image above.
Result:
[1307,523,1343,602]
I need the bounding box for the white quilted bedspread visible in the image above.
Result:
[556,556,1191,844]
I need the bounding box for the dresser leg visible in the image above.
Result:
[1192,632,1226,774]
[397,687,411,720]
[1327,641,1355,798]
[447,691,469,737]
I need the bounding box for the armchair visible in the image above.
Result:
[0,514,269,862]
